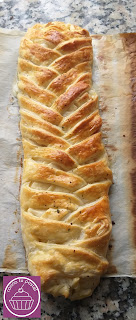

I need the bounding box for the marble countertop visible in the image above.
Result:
[0,0,136,33]
[0,0,136,319]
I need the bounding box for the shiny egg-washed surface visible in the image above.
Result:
[17,21,112,300]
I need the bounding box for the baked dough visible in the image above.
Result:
[17,22,112,300]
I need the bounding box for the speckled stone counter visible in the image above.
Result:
[0,277,136,319]
[0,1,136,319]
[0,0,136,33]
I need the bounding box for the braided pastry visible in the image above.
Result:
[17,22,112,300]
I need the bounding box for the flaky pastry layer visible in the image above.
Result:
[17,21,112,300]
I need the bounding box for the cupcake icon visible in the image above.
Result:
[9,287,34,311]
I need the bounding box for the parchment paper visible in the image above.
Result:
[0,28,135,276]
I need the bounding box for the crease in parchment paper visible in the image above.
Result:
[0,28,136,277]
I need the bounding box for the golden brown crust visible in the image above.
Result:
[74,159,112,183]
[18,22,112,300]
[68,132,105,164]
[23,159,85,191]
[18,94,62,125]
[62,93,98,129]
[21,184,81,211]
[52,81,90,114]
[52,47,92,74]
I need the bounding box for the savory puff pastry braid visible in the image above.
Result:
[17,22,112,300]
